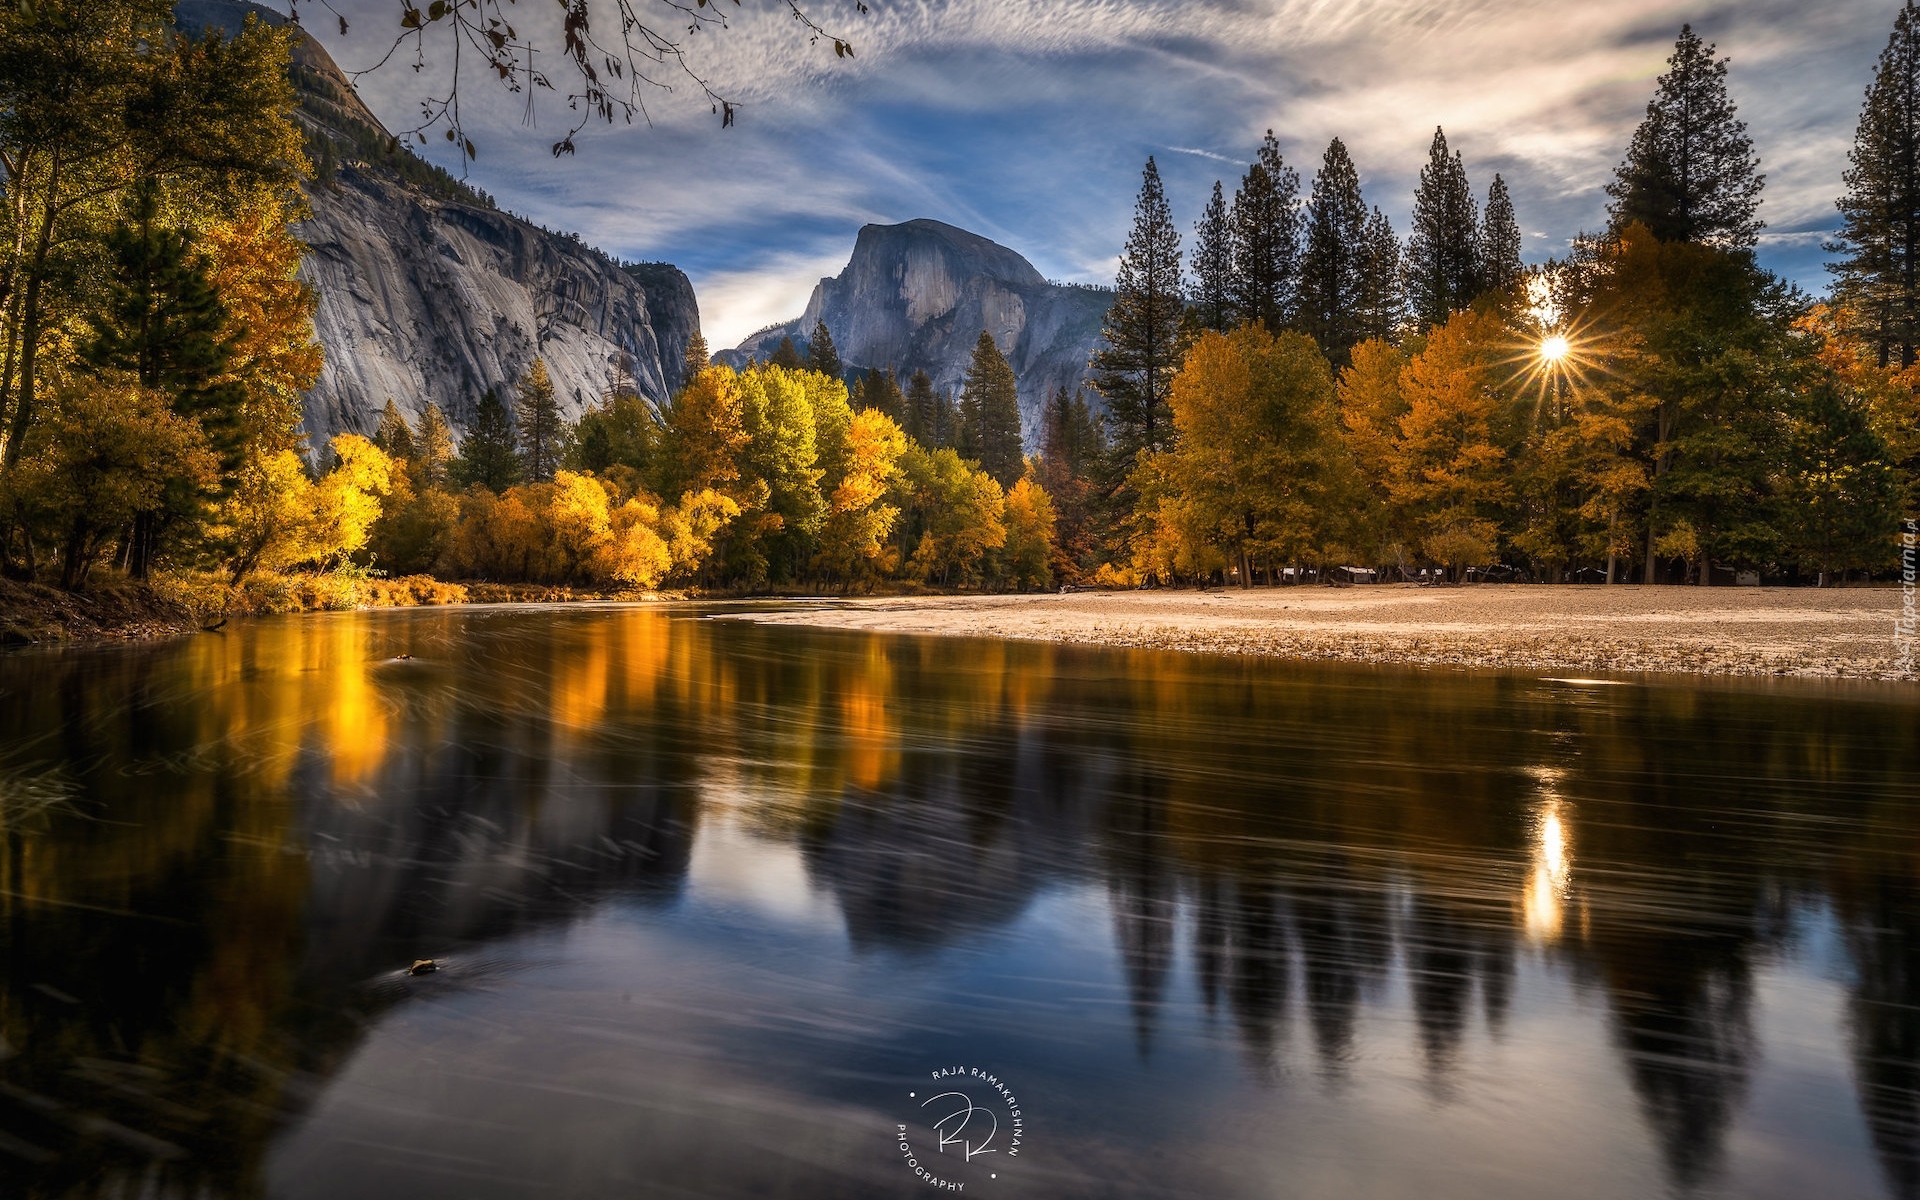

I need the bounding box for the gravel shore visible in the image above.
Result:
[740,585,1914,679]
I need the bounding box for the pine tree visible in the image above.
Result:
[855,367,905,423]
[770,336,803,369]
[1606,24,1764,248]
[373,398,416,461]
[603,351,639,402]
[1092,156,1185,463]
[1228,131,1301,331]
[82,188,245,577]
[930,388,961,450]
[806,318,843,379]
[1039,385,1104,581]
[416,401,456,487]
[83,189,243,463]
[454,388,522,492]
[959,331,1026,487]
[1297,137,1370,365]
[1404,127,1481,328]
[1831,1,1920,367]
[1357,207,1405,343]
[905,369,940,445]
[1480,175,1524,295]
[1041,385,1103,481]
[682,330,711,383]
[514,359,563,483]
[1190,180,1235,332]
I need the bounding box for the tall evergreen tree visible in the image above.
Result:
[905,369,940,445]
[454,388,522,492]
[514,359,563,483]
[1357,207,1405,343]
[770,336,803,369]
[930,389,960,450]
[806,318,843,379]
[1297,137,1370,365]
[1039,385,1105,580]
[82,188,245,577]
[1480,174,1524,295]
[1092,156,1185,462]
[682,329,711,384]
[855,367,906,423]
[1404,127,1481,328]
[1831,1,1920,367]
[1228,131,1301,331]
[372,398,416,461]
[959,331,1026,487]
[1606,24,1764,248]
[1041,385,1103,481]
[416,402,457,487]
[1190,180,1235,332]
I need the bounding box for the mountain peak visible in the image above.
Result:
[726,219,1110,445]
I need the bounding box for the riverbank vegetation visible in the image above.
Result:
[3,4,1918,617]
[1090,20,1920,587]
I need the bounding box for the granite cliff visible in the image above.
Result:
[177,1,700,446]
[723,220,1111,445]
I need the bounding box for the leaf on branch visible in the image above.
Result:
[400,6,422,28]
[466,138,477,159]
[338,16,349,34]
[552,136,577,156]
[721,100,735,127]
[833,39,851,57]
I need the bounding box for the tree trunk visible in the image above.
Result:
[129,510,155,580]
[60,520,90,592]
[1,154,59,480]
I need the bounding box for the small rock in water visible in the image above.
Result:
[408,959,440,975]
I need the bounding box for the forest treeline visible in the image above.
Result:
[1086,19,1920,586]
[2,3,1918,596]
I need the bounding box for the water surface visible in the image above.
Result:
[0,605,1916,1199]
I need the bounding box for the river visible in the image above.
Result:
[0,604,1914,1199]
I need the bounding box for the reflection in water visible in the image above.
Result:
[0,607,1915,1198]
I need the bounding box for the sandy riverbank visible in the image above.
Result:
[738,585,1914,679]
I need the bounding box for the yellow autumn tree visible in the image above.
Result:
[902,445,1006,587]
[1002,474,1057,591]
[1387,308,1514,577]
[658,364,750,498]
[6,375,218,590]
[1151,325,1353,585]
[202,195,324,457]
[223,434,394,585]
[817,407,907,586]
[1337,337,1412,565]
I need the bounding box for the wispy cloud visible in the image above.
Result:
[300,0,1899,344]
[1167,146,1239,164]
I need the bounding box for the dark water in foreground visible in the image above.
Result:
[0,606,1917,1199]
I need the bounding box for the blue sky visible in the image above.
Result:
[309,0,1905,347]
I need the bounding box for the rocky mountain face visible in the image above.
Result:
[722,220,1111,445]
[177,1,700,447]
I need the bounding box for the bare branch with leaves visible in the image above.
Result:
[288,0,866,160]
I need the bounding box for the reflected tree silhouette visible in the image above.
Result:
[1,613,1918,1198]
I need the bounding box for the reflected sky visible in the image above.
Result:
[0,606,1916,1199]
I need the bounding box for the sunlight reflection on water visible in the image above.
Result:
[0,604,1915,1199]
